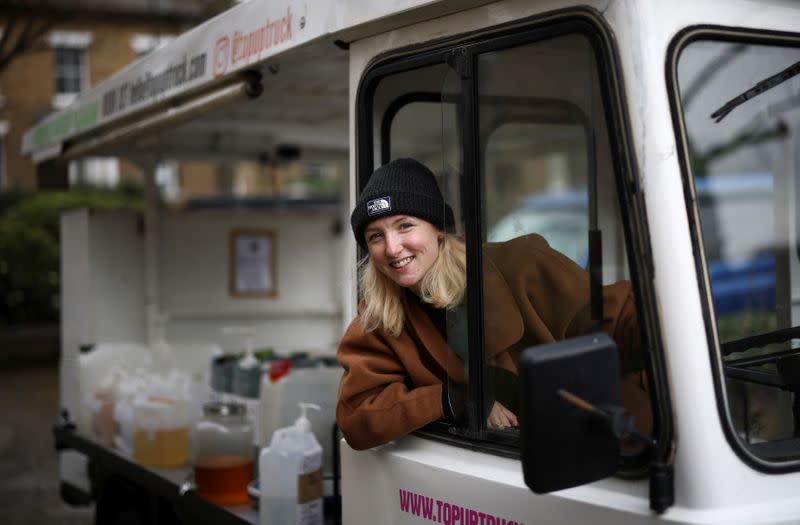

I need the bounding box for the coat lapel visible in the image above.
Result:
[403,293,468,384]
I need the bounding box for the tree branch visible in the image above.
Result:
[0,13,56,76]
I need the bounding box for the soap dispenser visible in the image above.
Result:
[259,402,323,525]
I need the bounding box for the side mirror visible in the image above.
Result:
[518,332,621,493]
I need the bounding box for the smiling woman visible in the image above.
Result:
[335,158,646,450]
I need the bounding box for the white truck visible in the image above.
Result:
[23,0,800,523]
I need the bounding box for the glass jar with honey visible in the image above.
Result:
[192,401,254,505]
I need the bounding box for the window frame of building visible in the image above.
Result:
[47,30,93,109]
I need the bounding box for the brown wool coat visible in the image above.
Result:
[336,234,648,451]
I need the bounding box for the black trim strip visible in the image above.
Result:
[459,44,486,440]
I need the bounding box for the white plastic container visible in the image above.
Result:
[77,342,151,435]
[258,361,341,478]
[259,403,323,525]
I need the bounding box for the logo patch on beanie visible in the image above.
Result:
[367,196,391,216]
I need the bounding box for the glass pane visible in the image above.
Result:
[54,47,84,94]
[66,49,78,66]
[485,122,588,265]
[66,76,81,93]
[677,40,800,456]
[371,63,451,169]
[390,102,444,162]
[370,61,468,428]
[476,34,645,444]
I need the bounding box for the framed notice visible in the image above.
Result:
[229,229,277,298]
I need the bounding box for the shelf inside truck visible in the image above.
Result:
[53,421,257,524]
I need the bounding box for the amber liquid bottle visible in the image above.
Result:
[193,402,254,506]
[194,455,254,505]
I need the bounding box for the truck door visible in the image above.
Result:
[356,12,662,500]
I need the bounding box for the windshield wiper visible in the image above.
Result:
[710,59,800,123]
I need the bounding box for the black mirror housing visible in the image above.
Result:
[519,332,621,493]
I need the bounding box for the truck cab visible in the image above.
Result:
[20,0,800,523]
[339,1,800,523]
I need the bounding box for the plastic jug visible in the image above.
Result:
[77,342,151,435]
[259,403,323,525]
[258,359,341,488]
[132,393,190,468]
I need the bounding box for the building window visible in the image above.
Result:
[48,31,92,108]
[54,47,84,95]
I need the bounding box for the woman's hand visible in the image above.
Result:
[487,401,518,429]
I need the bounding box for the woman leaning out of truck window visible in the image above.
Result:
[335,158,647,451]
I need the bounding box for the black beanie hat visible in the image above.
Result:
[351,158,455,249]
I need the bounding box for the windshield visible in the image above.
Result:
[676,38,800,462]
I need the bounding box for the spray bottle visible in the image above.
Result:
[259,402,323,525]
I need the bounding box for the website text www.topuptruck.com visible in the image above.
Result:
[399,488,525,525]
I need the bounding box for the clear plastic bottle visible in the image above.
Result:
[193,402,254,505]
[259,403,323,525]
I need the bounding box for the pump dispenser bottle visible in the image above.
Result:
[259,402,323,525]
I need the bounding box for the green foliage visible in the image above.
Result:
[0,187,32,217]
[0,188,142,326]
[0,220,59,326]
[5,187,142,240]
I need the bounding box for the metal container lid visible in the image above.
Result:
[203,401,246,416]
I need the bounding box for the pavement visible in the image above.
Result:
[0,361,93,524]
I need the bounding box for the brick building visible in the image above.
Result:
[0,0,224,191]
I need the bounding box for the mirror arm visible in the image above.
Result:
[559,388,673,513]
[558,389,655,448]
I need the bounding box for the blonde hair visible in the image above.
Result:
[358,233,466,337]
